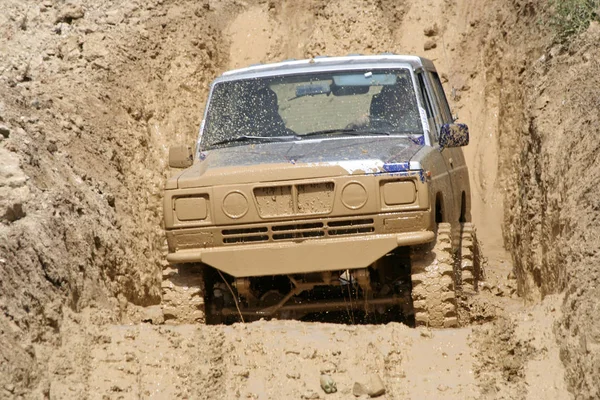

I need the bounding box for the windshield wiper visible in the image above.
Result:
[208,135,298,147]
[301,129,391,138]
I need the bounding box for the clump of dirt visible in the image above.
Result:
[471,294,569,399]
[472,317,533,398]
[0,0,229,394]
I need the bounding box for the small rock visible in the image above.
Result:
[480,282,492,293]
[352,382,368,397]
[424,40,437,51]
[420,327,433,338]
[320,374,337,394]
[4,203,26,222]
[353,374,386,398]
[0,125,9,138]
[71,115,84,130]
[105,193,116,207]
[286,372,300,379]
[47,142,58,154]
[319,361,337,374]
[437,384,449,392]
[234,368,250,378]
[367,374,386,397]
[92,59,109,70]
[141,305,164,325]
[4,384,15,393]
[105,9,124,25]
[56,3,85,24]
[301,390,321,399]
[125,352,135,362]
[424,23,439,37]
[493,286,505,297]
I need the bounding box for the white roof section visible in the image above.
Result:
[216,54,436,82]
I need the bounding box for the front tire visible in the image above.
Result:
[410,223,459,328]
[161,263,207,324]
[457,222,484,293]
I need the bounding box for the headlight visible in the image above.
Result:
[382,181,416,205]
[341,182,368,209]
[222,191,249,219]
[175,196,208,221]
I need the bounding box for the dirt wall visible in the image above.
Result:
[0,0,228,394]
[474,0,600,397]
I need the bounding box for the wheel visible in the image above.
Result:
[410,223,458,328]
[161,263,206,324]
[457,222,484,292]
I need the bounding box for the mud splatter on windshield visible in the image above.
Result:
[202,69,421,149]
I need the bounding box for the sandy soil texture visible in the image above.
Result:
[1,0,597,398]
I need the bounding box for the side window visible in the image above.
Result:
[416,72,440,141]
[429,71,453,124]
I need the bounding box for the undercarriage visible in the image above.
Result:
[203,248,414,323]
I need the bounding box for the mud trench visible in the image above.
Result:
[3,0,599,398]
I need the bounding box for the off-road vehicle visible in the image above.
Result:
[162,55,482,327]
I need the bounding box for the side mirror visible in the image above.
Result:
[439,123,469,148]
[169,145,193,168]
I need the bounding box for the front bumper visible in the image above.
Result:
[167,229,434,277]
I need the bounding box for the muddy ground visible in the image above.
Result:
[0,0,598,398]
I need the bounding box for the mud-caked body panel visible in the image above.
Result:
[162,54,474,323]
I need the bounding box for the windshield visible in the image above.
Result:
[202,68,422,149]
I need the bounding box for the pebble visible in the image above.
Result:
[420,327,433,338]
[320,374,337,394]
[353,382,368,397]
[47,142,58,154]
[424,23,439,37]
[55,4,85,24]
[301,390,321,399]
[424,40,437,51]
[367,374,386,397]
[352,374,386,398]
[0,125,9,138]
[4,203,26,222]
[141,305,164,324]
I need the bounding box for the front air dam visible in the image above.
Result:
[166,230,434,277]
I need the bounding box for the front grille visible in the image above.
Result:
[222,227,269,244]
[220,218,375,244]
[328,218,375,236]
[254,182,334,218]
[272,222,325,240]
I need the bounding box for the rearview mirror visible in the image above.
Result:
[439,123,469,148]
[169,145,193,168]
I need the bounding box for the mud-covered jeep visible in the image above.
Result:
[162,55,482,327]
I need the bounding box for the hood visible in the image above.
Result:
[177,136,424,188]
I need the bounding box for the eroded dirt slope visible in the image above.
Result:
[477,1,600,396]
[1,0,228,395]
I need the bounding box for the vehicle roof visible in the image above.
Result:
[216,54,436,82]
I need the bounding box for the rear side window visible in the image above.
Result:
[416,72,438,141]
[429,71,452,123]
